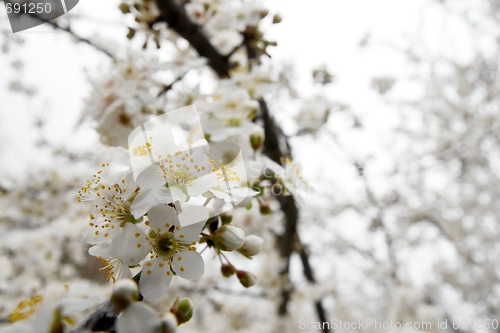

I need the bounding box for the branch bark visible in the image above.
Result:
[154,0,232,78]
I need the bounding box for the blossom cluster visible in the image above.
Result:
[78,106,264,302]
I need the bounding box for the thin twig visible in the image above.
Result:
[3,0,113,59]
[154,0,232,77]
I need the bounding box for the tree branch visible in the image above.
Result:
[45,21,114,59]
[154,0,232,78]
[3,0,114,59]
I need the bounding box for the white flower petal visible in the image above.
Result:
[170,186,187,202]
[110,223,151,266]
[136,164,165,189]
[174,221,205,243]
[117,302,161,333]
[147,205,179,234]
[3,322,31,333]
[59,298,103,315]
[139,258,173,301]
[229,187,254,202]
[130,188,173,218]
[106,146,131,171]
[178,206,209,227]
[88,243,115,258]
[172,250,204,280]
[187,173,218,196]
[210,189,233,202]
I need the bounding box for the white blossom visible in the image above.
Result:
[139,205,209,301]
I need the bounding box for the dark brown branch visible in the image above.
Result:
[154,0,232,78]
[298,239,331,333]
[242,27,259,61]
[298,242,315,283]
[259,98,301,317]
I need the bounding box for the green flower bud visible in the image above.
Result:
[170,297,193,325]
[259,202,272,215]
[119,3,130,13]
[221,264,236,277]
[213,225,246,251]
[111,279,139,311]
[237,271,257,288]
[250,134,263,151]
[220,212,233,225]
[126,28,136,39]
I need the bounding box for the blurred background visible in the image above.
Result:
[1,0,500,332]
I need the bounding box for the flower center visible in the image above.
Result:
[226,118,241,127]
[226,102,238,109]
[167,169,193,185]
[119,208,142,226]
[155,232,179,258]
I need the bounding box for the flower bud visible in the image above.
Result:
[213,225,245,251]
[221,264,236,277]
[170,297,193,325]
[127,28,136,40]
[250,134,263,151]
[273,14,282,24]
[238,235,264,257]
[161,312,178,333]
[119,3,130,13]
[111,279,139,311]
[259,202,272,215]
[220,212,233,225]
[236,271,257,288]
